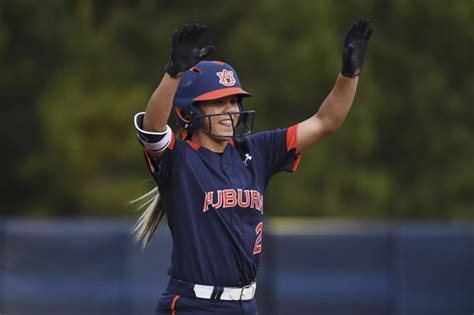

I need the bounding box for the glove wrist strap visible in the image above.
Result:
[340,69,360,78]
[165,62,183,79]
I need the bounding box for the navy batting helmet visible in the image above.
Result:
[173,61,255,139]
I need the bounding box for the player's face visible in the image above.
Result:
[198,95,240,138]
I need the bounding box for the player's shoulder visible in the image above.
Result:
[233,129,286,156]
[241,128,289,144]
[147,134,188,163]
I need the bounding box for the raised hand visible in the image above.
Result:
[165,23,216,78]
[341,18,374,78]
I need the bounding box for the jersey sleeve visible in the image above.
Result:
[140,129,189,192]
[247,124,302,177]
[142,133,177,187]
[134,111,181,187]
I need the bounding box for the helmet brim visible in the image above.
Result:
[193,88,251,102]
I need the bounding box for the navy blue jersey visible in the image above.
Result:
[143,125,302,287]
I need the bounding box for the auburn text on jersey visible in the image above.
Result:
[203,189,263,212]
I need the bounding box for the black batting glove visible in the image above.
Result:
[165,23,216,78]
[341,18,374,78]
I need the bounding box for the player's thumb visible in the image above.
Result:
[198,45,216,59]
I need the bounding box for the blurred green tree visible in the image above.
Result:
[1,0,473,219]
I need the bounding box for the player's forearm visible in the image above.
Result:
[315,74,358,131]
[143,73,181,132]
[295,74,359,154]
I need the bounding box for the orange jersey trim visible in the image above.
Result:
[171,294,180,315]
[286,124,302,172]
[291,154,303,172]
[169,133,175,150]
[143,149,155,172]
[186,140,201,150]
[286,124,299,151]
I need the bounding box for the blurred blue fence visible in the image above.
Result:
[0,218,473,315]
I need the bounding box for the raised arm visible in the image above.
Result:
[143,74,181,133]
[136,24,215,157]
[296,18,373,154]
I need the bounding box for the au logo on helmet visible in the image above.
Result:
[216,69,236,87]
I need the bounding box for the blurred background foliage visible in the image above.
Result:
[1,0,473,219]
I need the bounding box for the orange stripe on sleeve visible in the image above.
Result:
[291,154,303,172]
[286,124,302,172]
[286,124,299,151]
[143,149,155,172]
[171,294,180,315]
[169,133,175,150]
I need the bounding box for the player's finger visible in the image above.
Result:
[355,20,365,34]
[180,24,192,42]
[182,24,191,33]
[359,18,370,33]
[196,24,207,37]
[188,23,201,40]
[171,29,179,48]
[364,26,374,39]
[347,22,357,36]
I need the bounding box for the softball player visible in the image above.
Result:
[132,20,373,315]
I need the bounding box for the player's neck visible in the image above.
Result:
[191,131,229,153]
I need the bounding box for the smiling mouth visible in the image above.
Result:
[218,119,233,127]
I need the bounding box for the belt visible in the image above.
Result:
[168,278,257,301]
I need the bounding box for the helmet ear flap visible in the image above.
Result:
[177,128,190,140]
[175,105,204,132]
[175,107,191,123]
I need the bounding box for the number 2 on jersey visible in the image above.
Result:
[253,222,263,254]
